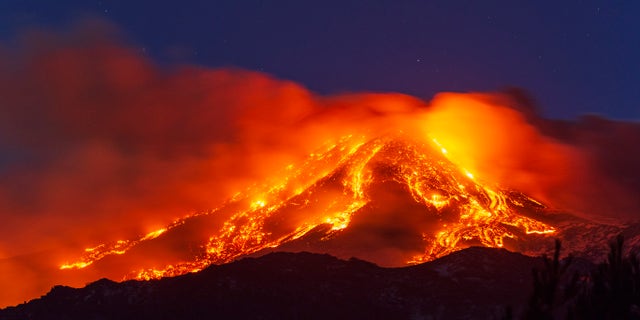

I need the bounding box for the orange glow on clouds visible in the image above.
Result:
[1,23,638,308]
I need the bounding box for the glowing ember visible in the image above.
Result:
[60,133,555,280]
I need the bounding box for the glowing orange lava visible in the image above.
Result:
[60,133,555,280]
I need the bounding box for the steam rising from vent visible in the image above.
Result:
[1,22,640,308]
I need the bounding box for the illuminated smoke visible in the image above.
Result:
[0,22,639,307]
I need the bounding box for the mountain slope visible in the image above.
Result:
[58,135,558,282]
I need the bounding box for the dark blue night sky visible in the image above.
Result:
[1,0,638,119]
[3,2,640,310]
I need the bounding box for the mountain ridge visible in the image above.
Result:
[1,247,552,320]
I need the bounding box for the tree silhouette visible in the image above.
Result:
[523,235,640,319]
[525,239,574,320]
[569,235,640,319]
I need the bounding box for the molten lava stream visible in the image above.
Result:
[59,133,555,281]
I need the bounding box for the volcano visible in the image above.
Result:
[4,131,640,313]
[56,133,570,282]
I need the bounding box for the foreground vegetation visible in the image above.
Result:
[508,235,640,319]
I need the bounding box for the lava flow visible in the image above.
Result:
[59,133,555,280]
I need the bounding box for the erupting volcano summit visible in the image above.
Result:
[59,133,557,281]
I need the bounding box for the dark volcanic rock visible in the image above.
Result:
[0,247,552,320]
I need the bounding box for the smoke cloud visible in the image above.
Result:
[0,22,638,307]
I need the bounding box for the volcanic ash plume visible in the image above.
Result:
[1,24,640,308]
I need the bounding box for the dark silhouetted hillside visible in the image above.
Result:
[0,247,554,320]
